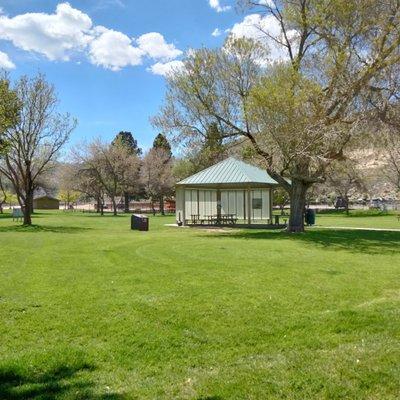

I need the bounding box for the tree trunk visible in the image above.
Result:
[345,196,349,215]
[96,197,101,213]
[288,179,308,233]
[124,192,130,213]
[23,190,33,225]
[112,197,117,216]
[159,195,165,215]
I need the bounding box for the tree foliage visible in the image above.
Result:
[112,131,142,155]
[0,76,20,154]
[154,1,400,232]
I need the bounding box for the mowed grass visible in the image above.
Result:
[315,209,400,230]
[0,211,399,399]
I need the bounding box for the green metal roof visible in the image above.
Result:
[177,157,279,186]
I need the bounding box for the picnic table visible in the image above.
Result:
[203,214,238,225]
[189,214,238,225]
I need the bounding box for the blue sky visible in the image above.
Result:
[0,0,254,152]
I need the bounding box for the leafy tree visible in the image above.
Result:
[112,131,142,212]
[154,0,400,232]
[0,74,76,225]
[0,76,20,154]
[141,147,174,215]
[153,133,172,157]
[112,131,142,155]
[58,189,81,210]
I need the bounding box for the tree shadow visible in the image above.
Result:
[0,361,124,399]
[201,229,400,255]
[0,224,92,234]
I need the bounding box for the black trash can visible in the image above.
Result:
[131,214,149,231]
[305,209,316,226]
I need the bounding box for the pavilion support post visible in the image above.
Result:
[182,187,186,226]
[217,189,221,225]
[247,188,251,226]
[269,188,273,225]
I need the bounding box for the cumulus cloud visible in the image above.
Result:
[212,28,222,37]
[0,50,15,69]
[209,0,231,13]
[0,2,182,72]
[89,27,144,71]
[137,32,182,61]
[149,60,184,76]
[229,13,298,64]
[0,2,92,61]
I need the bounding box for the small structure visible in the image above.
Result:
[175,157,283,227]
[33,195,60,210]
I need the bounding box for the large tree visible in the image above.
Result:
[0,74,76,225]
[112,131,142,212]
[153,0,400,232]
[141,142,174,216]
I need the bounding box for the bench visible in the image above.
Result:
[12,208,23,222]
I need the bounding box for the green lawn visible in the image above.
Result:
[315,209,400,230]
[0,211,399,399]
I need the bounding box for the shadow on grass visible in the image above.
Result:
[202,229,400,255]
[0,362,124,399]
[0,224,92,234]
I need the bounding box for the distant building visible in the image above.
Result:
[33,195,60,210]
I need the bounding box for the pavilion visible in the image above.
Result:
[175,157,284,227]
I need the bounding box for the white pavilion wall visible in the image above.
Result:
[249,189,270,221]
[220,190,245,219]
[180,187,271,223]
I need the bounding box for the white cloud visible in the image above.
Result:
[149,60,184,76]
[259,0,275,6]
[212,28,222,37]
[0,2,93,61]
[229,13,298,64]
[137,32,182,61]
[0,50,15,69]
[89,27,144,71]
[93,0,125,10]
[0,2,182,72]
[209,0,231,13]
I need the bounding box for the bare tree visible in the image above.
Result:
[326,159,367,214]
[0,74,76,225]
[73,139,140,215]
